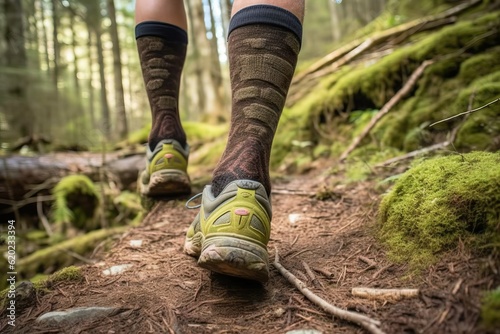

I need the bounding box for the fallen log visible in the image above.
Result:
[0,152,145,204]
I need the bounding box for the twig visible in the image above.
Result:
[0,195,55,214]
[371,264,393,280]
[351,288,419,301]
[429,97,499,127]
[375,91,476,168]
[312,267,334,279]
[302,261,323,289]
[358,256,377,268]
[340,60,434,161]
[452,278,464,295]
[37,194,53,237]
[273,248,385,334]
[375,141,450,167]
[59,248,96,264]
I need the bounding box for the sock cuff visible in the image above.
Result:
[228,5,302,45]
[135,21,188,44]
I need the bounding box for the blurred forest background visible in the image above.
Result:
[0,0,394,148]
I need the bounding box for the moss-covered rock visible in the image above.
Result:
[51,175,100,231]
[481,287,500,330]
[378,151,500,270]
[0,266,83,310]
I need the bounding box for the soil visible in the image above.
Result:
[1,162,499,334]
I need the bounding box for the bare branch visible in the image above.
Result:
[429,97,500,127]
[352,288,419,301]
[273,248,386,334]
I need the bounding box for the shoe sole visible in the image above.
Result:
[140,169,191,197]
[197,235,269,282]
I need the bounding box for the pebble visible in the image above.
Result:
[36,307,119,326]
[102,264,133,276]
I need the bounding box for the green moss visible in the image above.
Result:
[378,151,500,270]
[481,288,500,329]
[51,175,100,231]
[292,12,500,158]
[459,47,500,84]
[455,82,500,151]
[127,124,151,145]
[48,266,82,284]
[183,121,228,142]
[1,266,83,309]
[17,227,127,280]
[113,191,143,215]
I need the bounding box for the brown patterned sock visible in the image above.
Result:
[136,22,187,151]
[211,5,302,197]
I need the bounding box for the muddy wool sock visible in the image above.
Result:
[211,5,302,197]
[136,21,187,151]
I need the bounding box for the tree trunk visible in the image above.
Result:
[107,0,128,140]
[39,0,51,75]
[186,0,224,120]
[4,0,32,138]
[70,14,80,93]
[86,25,96,128]
[94,27,111,138]
[50,0,60,91]
[206,0,227,119]
[328,0,342,42]
[26,0,41,69]
[219,0,230,39]
[185,0,206,119]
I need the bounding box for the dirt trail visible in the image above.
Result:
[2,168,497,333]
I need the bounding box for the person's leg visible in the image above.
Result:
[184,0,304,282]
[211,0,304,197]
[136,0,191,196]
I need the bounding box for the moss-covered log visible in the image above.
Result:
[0,152,144,204]
[15,227,128,283]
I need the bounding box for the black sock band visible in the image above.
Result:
[135,21,188,44]
[228,5,302,46]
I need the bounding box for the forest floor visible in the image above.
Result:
[2,160,498,334]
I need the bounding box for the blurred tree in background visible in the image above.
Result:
[0,0,438,150]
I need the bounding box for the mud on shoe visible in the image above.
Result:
[139,139,191,197]
[184,180,272,282]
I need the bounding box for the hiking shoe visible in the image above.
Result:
[139,139,191,197]
[184,180,272,282]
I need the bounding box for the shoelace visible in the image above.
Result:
[185,192,202,209]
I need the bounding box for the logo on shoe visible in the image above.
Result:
[238,180,259,189]
[235,208,250,216]
[164,153,174,163]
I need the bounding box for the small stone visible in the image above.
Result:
[288,213,302,226]
[129,239,143,248]
[274,307,286,317]
[36,307,119,326]
[102,264,133,276]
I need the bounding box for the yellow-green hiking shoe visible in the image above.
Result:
[139,139,191,197]
[184,180,271,282]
